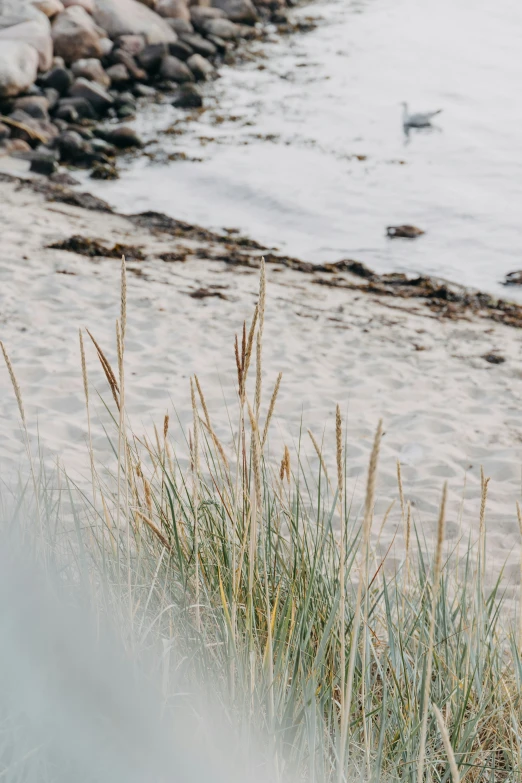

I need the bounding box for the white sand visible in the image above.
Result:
[1,173,521,589]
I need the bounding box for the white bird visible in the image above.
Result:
[401,101,442,128]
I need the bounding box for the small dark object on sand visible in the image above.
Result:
[482,353,505,365]
[503,270,522,286]
[387,225,425,238]
[190,287,228,300]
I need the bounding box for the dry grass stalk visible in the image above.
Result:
[79,329,96,507]
[335,404,346,781]
[135,509,172,553]
[417,482,448,783]
[279,445,291,485]
[308,428,331,489]
[86,329,120,410]
[341,420,382,775]
[190,377,201,631]
[432,703,460,783]
[234,333,243,393]
[242,305,258,400]
[261,372,282,450]
[397,458,405,528]
[1,341,26,425]
[405,501,412,584]
[255,332,263,422]
[479,469,490,583]
[517,500,522,655]
[120,255,127,345]
[376,499,395,545]
[163,413,169,440]
[195,375,229,468]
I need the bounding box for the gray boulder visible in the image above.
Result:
[0,10,53,71]
[13,94,50,119]
[51,6,105,64]
[211,0,256,24]
[92,0,177,43]
[71,57,110,87]
[156,0,189,19]
[69,76,114,112]
[187,53,214,80]
[0,40,39,97]
[159,54,194,82]
[201,16,241,39]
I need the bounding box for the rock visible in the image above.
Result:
[62,0,95,10]
[180,31,215,56]
[3,138,32,153]
[133,82,155,96]
[504,271,522,286]
[113,89,135,105]
[106,63,130,86]
[33,0,64,17]
[0,15,53,72]
[55,128,84,159]
[71,58,110,88]
[13,95,50,119]
[168,39,193,59]
[102,125,142,147]
[51,6,104,64]
[190,4,224,29]
[166,17,192,34]
[159,54,194,82]
[112,49,148,80]
[116,103,135,118]
[90,160,119,178]
[482,353,505,365]
[98,36,114,56]
[156,0,188,18]
[172,82,201,108]
[0,121,10,140]
[386,225,425,239]
[69,76,113,112]
[92,0,177,43]
[52,55,65,67]
[53,101,79,120]
[137,41,167,71]
[187,53,214,80]
[210,0,256,23]
[156,0,189,19]
[8,108,59,145]
[29,151,59,175]
[206,32,227,52]
[57,95,98,120]
[201,16,241,38]
[90,136,116,155]
[43,87,60,109]
[114,33,144,55]
[39,66,73,95]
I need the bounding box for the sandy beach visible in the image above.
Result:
[1,170,521,590]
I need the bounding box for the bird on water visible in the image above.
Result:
[401,102,442,128]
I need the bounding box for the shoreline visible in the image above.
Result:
[3,168,522,330]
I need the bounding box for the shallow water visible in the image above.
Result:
[85,0,522,297]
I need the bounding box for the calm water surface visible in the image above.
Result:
[86,0,522,298]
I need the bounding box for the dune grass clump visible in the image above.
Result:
[2,259,522,782]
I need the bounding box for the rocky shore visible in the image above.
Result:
[0,0,294,178]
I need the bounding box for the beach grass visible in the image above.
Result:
[1,259,522,783]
